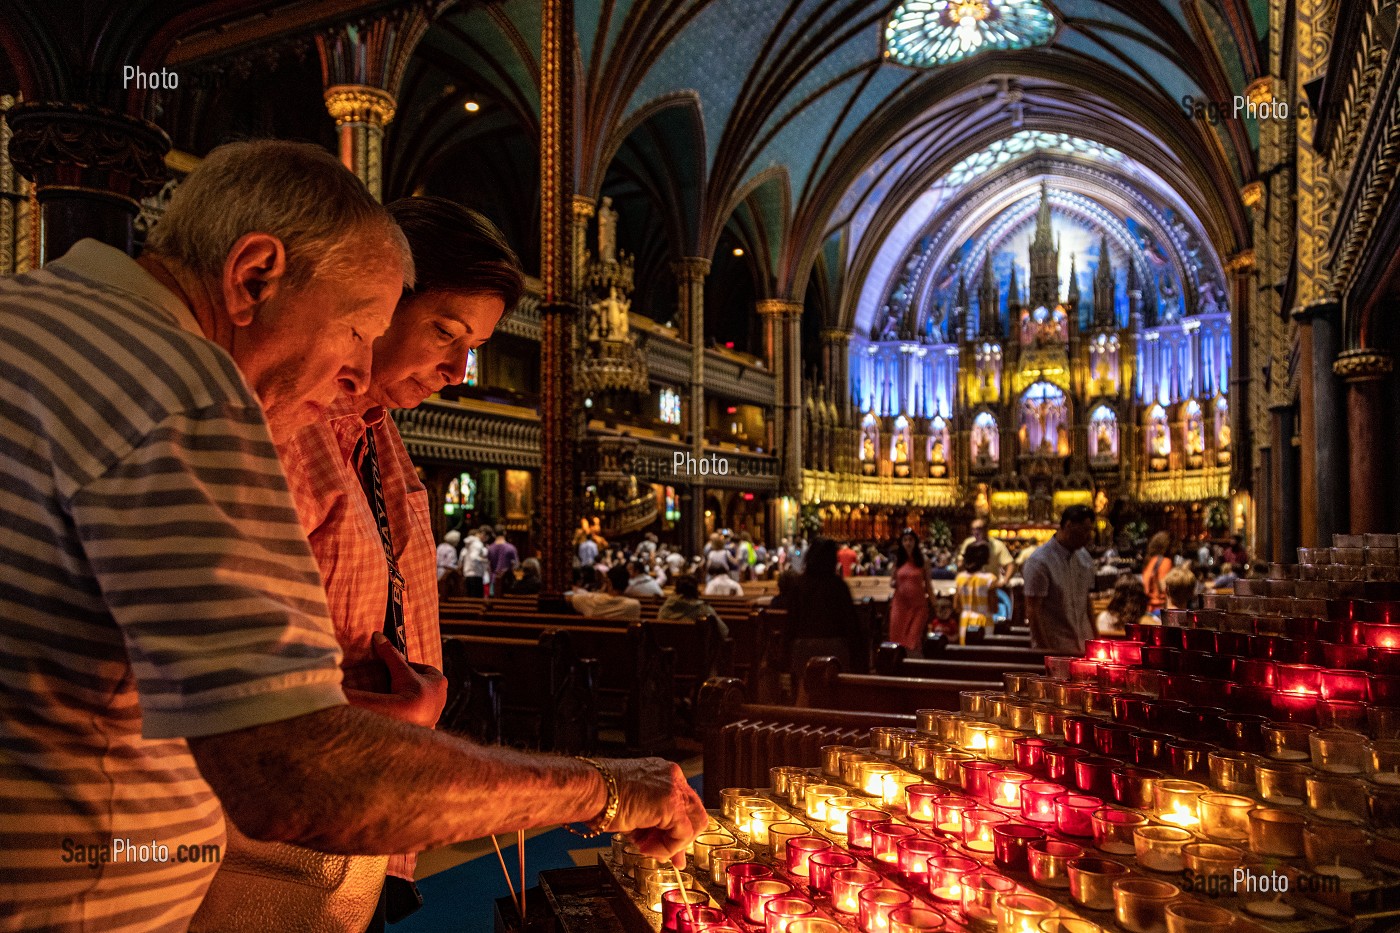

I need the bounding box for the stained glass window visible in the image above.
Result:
[444,472,476,516]
[943,131,1122,189]
[464,348,479,387]
[659,388,682,424]
[886,0,1057,69]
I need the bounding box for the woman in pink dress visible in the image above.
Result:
[888,529,936,654]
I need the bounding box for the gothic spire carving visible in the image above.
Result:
[1028,183,1060,309]
[978,253,1000,338]
[1066,253,1080,313]
[1094,233,1117,327]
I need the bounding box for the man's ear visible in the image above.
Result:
[223,233,288,326]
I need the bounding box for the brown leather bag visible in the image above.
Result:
[189,820,387,933]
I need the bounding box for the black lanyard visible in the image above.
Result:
[354,423,407,654]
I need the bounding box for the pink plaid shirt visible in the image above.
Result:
[278,393,442,879]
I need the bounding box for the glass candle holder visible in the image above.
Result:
[1055,794,1101,837]
[916,708,942,735]
[1075,757,1118,798]
[960,871,1017,927]
[962,807,1011,853]
[1033,706,1061,739]
[1111,767,1161,810]
[1129,732,1173,770]
[1255,759,1309,806]
[720,787,756,820]
[675,906,727,933]
[1021,782,1065,824]
[1046,656,1076,680]
[1071,658,1104,684]
[1092,807,1147,855]
[1206,750,1254,794]
[830,867,880,914]
[726,862,772,903]
[871,822,919,865]
[823,744,857,775]
[1317,699,1369,733]
[906,784,942,823]
[1006,671,1039,697]
[993,823,1045,871]
[750,806,785,844]
[1134,824,1193,873]
[934,795,976,835]
[1180,842,1243,884]
[1127,668,1163,698]
[1322,669,1370,702]
[1067,857,1130,911]
[937,711,966,744]
[1113,878,1179,933]
[826,796,866,835]
[710,847,754,886]
[1153,780,1207,830]
[1038,921,1103,933]
[1310,729,1368,774]
[1247,807,1306,856]
[989,770,1034,808]
[1056,683,1088,713]
[884,771,924,808]
[872,725,911,756]
[661,888,710,930]
[1028,839,1083,888]
[1093,722,1136,758]
[987,729,1022,762]
[789,922,843,933]
[1008,699,1040,733]
[962,721,997,753]
[997,893,1056,933]
[1045,746,1087,785]
[843,753,880,787]
[646,873,690,912]
[787,771,814,807]
[1164,901,1234,933]
[898,836,946,882]
[1166,740,1213,782]
[1306,774,1368,823]
[1014,737,1052,776]
[1198,793,1253,843]
[960,759,1002,801]
[891,906,947,933]
[962,689,992,717]
[849,809,890,850]
[1265,722,1316,762]
[861,762,901,797]
[1062,715,1099,749]
[743,879,794,923]
[1368,738,1400,784]
[805,784,843,821]
[809,849,858,893]
[691,831,738,871]
[765,897,816,933]
[1098,664,1129,691]
[786,836,832,877]
[933,750,976,785]
[1303,818,1371,878]
[768,823,810,859]
[771,766,803,797]
[1271,691,1319,725]
[929,854,979,901]
[859,887,914,933]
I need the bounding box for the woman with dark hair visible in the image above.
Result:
[201,197,524,932]
[887,529,936,653]
[1096,573,1151,635]
[788,536,864,676]
[953,541,997,644]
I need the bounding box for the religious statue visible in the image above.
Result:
[1150,421,1170,457]
[1218,420,1232,450]
[862,433,876,462]
[930,440,947,477]
[1095,421,1114,459]
[597,196,618,264]
[893,433,908,463]
[1186,419,1204,455]
[976,431,993,465]
[1198,281,1221,315]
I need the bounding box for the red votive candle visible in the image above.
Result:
[675,906,726,933]
[928,855,978,901]
[1074,756,1118,797]
[1371,673,1400,706]
[1277,663,1323,695]
[1140,646,1180,671]
[809,849,857,894]
[958,759,1001,800]
[1094,722,1136,757]
[727,862,772,903]
[1129,731,1173,768]
[1322,642,1371,670]
[988,769,1033,808]
[870,823,918,865]
[764,897,815,933]
[1183,629,1216,652]
[1045,745,1087,783]
[1013,737,1052,775]
[1055,793,1101,837]
[848,809,889,850]
[961,807,1010,853]
[1111,640,1144,666]
[662,889,709,930]
[992,822,1045,870]
[1112,694,1151,728]
[1234,658,1277,687]
[1070,658,1102,683]
[1225,682,1275,717]
[858,887,912,933]
[1085,640,1114,662]
[1219,714,1266,753]
[1111,765,1161,809]
[1168,740,1214,781]
[743,878,793,924]
[1145,699,1187,731]
[1181,706,1228,742]
[1214,631,1249,656]
[1271,691,1319,724]
[785,837,831,878]
[1322,669,1369,701]
[830,868,879,915]
[1098,663,1129,690]
[1020,781,1066,823]
[1153,625,1186,648]
[897,836,946,882]
[905,784,940,823]
[1366,623,1400,649]
[1371,647,1400,675]
[1062,715,1098,749]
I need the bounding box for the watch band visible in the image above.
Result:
[565,756,619,838]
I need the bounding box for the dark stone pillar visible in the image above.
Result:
[7,103,169,262]
[1270,405,1300,563]
[1301,302,1344,544]
[1334,349,1394,534]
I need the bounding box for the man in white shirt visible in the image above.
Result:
[461,526,490,597]
[956,519,1015,585]
[704,568,744,597]
[625,562,665,598]
[437,529,461,580]
[571,565,643,620]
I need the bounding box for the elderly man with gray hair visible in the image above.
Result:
[0,140,704,933]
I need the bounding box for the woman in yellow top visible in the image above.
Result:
[953,542,998,644]
[1142,531,1173,613]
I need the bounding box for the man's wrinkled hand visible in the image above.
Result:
[600,757,707,867]
[343,632,448,729]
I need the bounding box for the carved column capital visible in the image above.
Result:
[8,102,170,207]
[821,327,850,346]
[571,194,596,221]
[323,85,397,127]
[1333,348,1393,381]
[1226,249,1256,273]
[755,298,802,318]
[1241,182,1264,209]
[671,256,710,282]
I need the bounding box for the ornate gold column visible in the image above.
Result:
[1335,349,1393,533]
[322,86,396,201]
[316,8,433,201]
[757,298,803,497]
[539,0,578,594]
[1226,248,1254,495]
[674,257,710,552]
[0,95,36,275]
